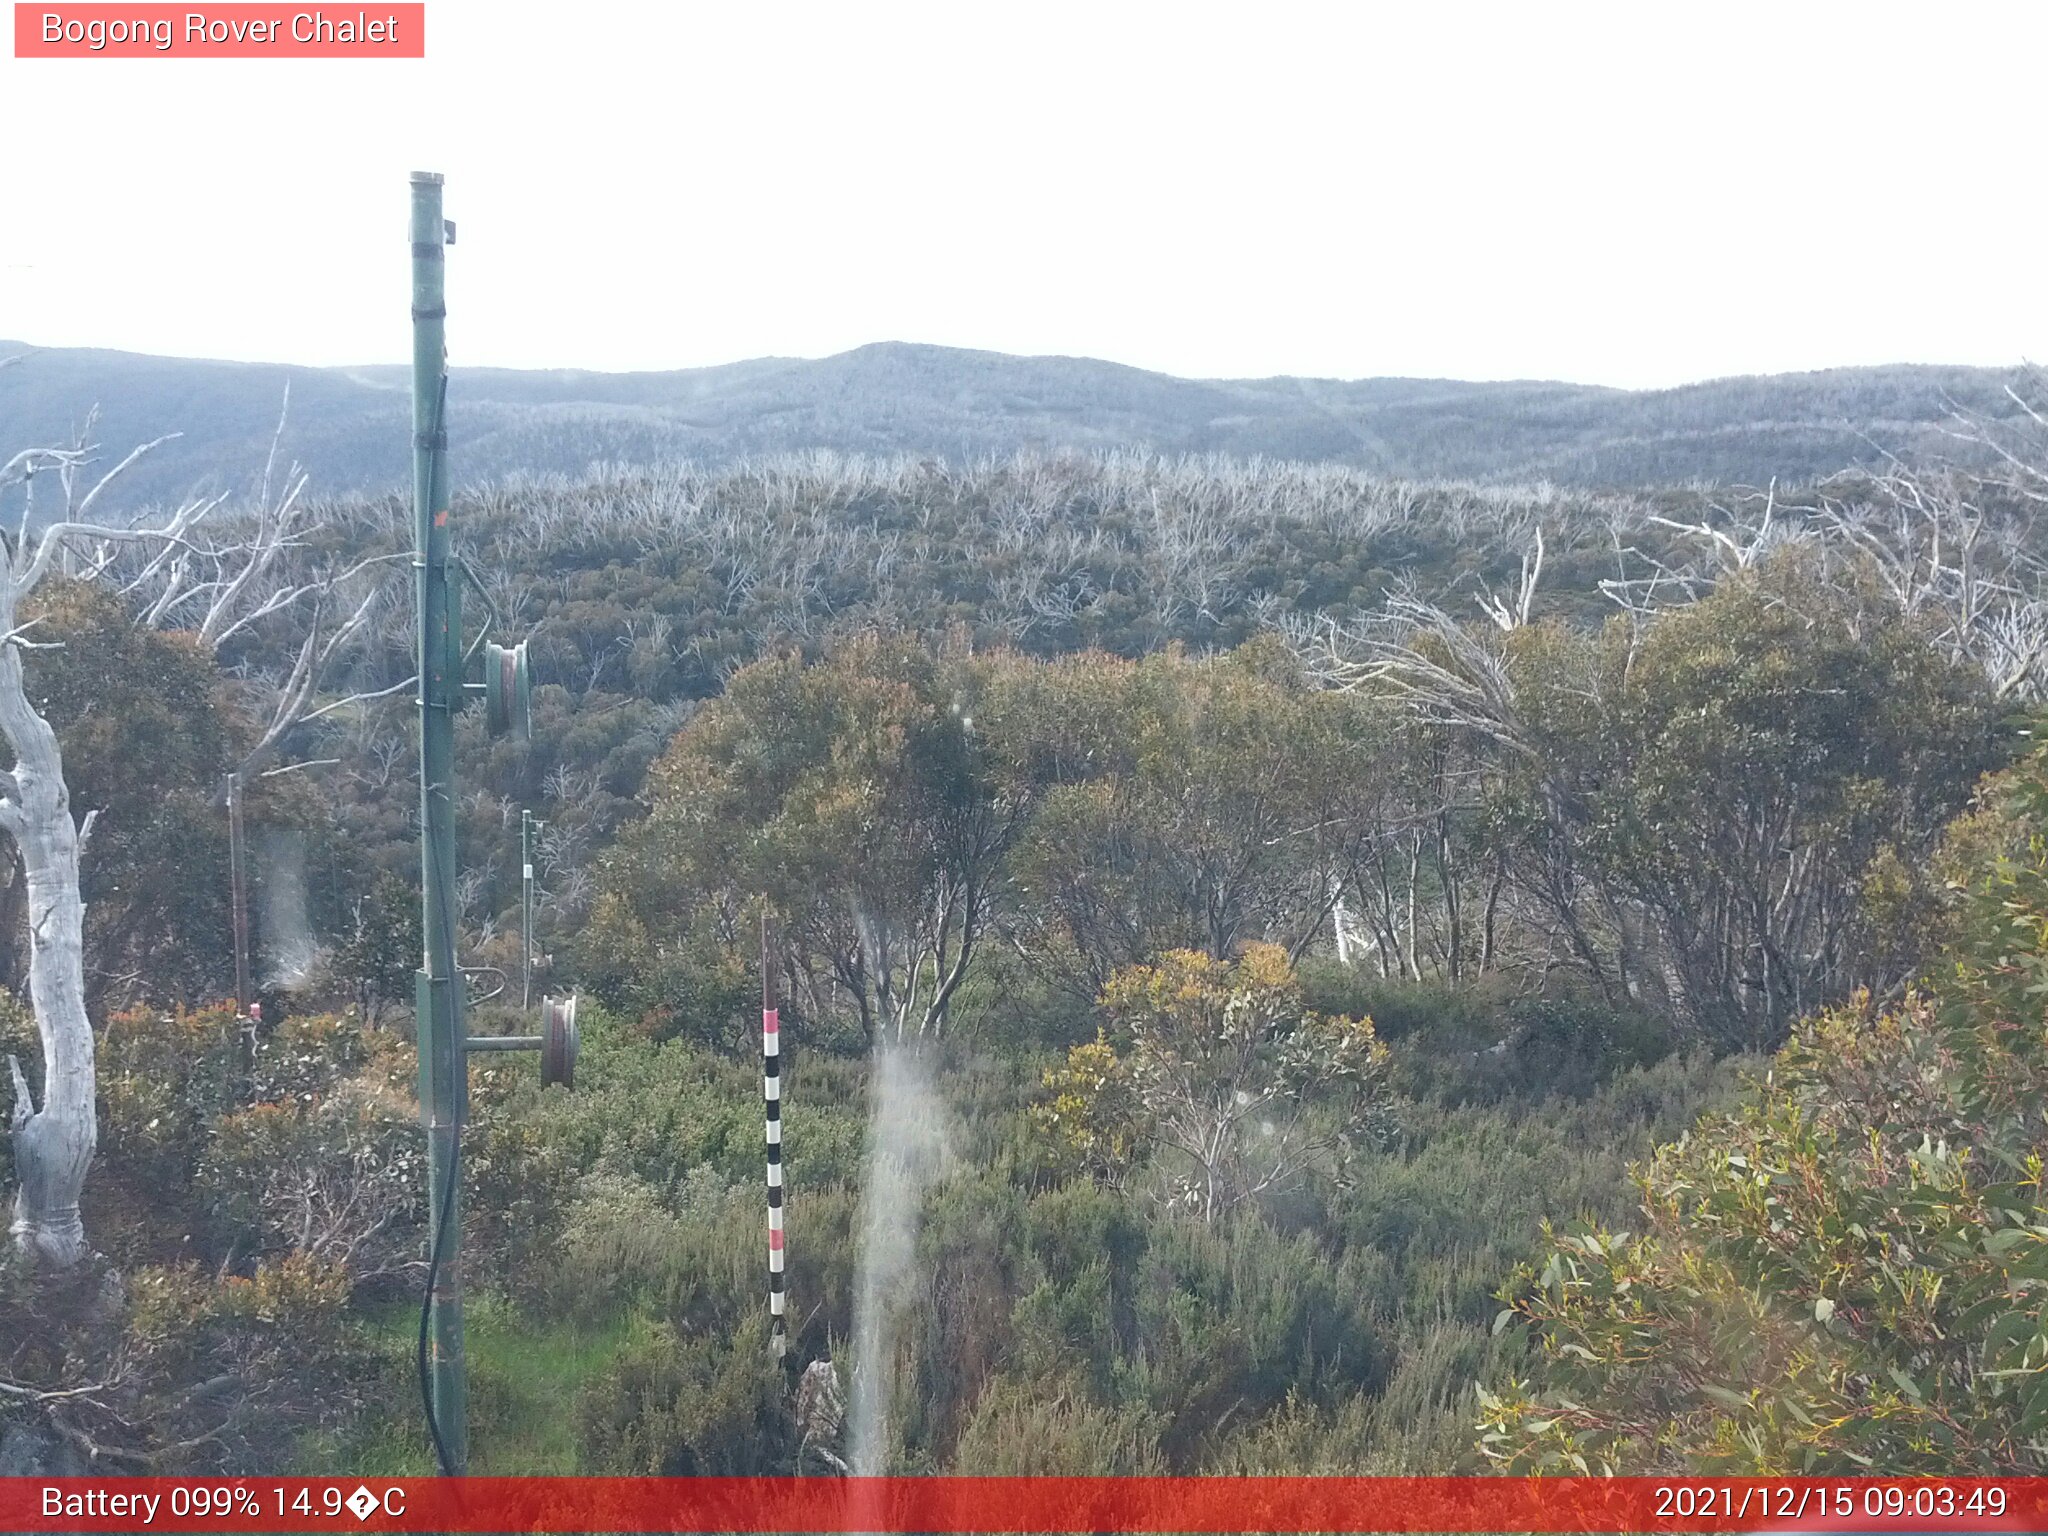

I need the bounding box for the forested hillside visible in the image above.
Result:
[5,422,2048,1475]
[1,337,2034,509]
[11,0,2046,1494]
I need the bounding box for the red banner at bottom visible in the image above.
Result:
[5,1476,2044,1534]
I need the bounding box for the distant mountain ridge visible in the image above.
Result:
[0,338,2027,510]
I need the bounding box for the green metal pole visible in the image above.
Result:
[410,170,467,1475]
[521,810,535,1011]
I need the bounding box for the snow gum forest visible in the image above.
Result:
[7,355,2048,1478]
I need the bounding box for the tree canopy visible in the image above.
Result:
[1479,744,2048,1473]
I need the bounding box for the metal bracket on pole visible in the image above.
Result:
[466,994,577,1089]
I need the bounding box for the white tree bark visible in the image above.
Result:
[0,407,233,1265]
[0,596,95,1267]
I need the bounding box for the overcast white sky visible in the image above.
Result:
[2,1,2041,389]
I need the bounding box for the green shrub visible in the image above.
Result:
[950,1373,1163,1473]
[0,1246,366,1473]
[1480,748,2048,1473]
[575,1318,790,1474]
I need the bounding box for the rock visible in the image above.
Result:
[0,1418,87,1477]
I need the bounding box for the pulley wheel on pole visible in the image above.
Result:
[540,993,579,1089]
[484,639,532,741]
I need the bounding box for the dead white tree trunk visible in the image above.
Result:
[0,418,177,1266]
[0,593,94,1266]
[0,401,218,1263]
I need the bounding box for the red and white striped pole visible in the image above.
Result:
[762,914,787,1359]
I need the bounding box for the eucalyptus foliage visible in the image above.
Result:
[1480,747,2048,1472]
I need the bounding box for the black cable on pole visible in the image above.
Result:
[417,1139,460,1477]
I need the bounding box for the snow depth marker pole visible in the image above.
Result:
[763,912,787,1358]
